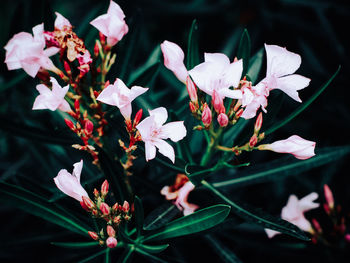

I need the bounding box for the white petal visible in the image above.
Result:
[153,139,175,163]
[145,141,156,161]
[149,107,168,126]
[274,74,311,102]
[129,86,148,101]
[72,160,84,182]
[218,88,242,100]
[222,59,243,88]
[136,115,155,140]
[96,83,119,106]
[299,192,319,212]
[160,121,187,142]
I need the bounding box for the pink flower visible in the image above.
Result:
[96,78,148,119]
[258,135,316,160]
[106,237,118,248]
[54,12,72,30]
[160,40,188,83]
[32,77,71,112]
[53,160,89,202]
[160,174,199,216]
[77,50,92,75]
[4,23,59,77]
[265,192,319,238]
[241,81,268,119]
[90,0,128,46]
[189,53,243,100]
[136,107,187,163]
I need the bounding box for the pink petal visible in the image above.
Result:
[58,100,71,112]
[119,103,132,119]
[149,107,168,126]
[160,186,178,200]
[281,195,301,221]
[129,86,149,101]
[136,115,155,140]
[265,228,280,238]
[298,192,319,212]
[90,15,110,37]
[188,62,213,95]
[274,74,311,102]
[72,160,83,182]
[145,141,157,161]
[55,12,72,30]
[218,88,242,100]
[222,59,243,88]
[161,121,187,142]
[153,139,175,163]
[96,83,119,106]
[107,0,126,19]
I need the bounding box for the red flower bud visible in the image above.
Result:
[84,120,94,134]
[189,101,197,113]
[112,202,119,211]
[235,108,244,119]
[64,119,75,130]
[88,231,99,240]
[82,196,95,210]
[186,76,197,102]
[101,180,109,197]
[249,135,258,147]
[133,109,143,127]
[324,184,334,210]
[254,112,263,134]
[202,104,212,127]
[217,113,228,127]
[113,215,121,224]
[104,80,110,89]
[99,32,106,45]
[93,188,99,198]
[106,237,117,248]
[122,201,130,213]
[107,225,116,237]
[94,42,99,57]
[74,100,80,112]
[125,118,132,132]
[212,90,225,114]
[312,218,322,233]
[100,202,110,215]
[80,200,89,211]
[64,61,71,75]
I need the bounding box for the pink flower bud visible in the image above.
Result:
[84,120,94,134]
[324,184,334,210]
[189,101,197,113]
[93,188,99,198]
[113,215,122,224]
[106,237,117,248]
[258,135,316,160]
[122,201,130,212]
[312,218,322,233]
[88,231,99,240]
[80,201,89,211]
[202,104,212,127]
[133,109,143,127]
[235,108,244,119]
[100,202,110,215]
[82,196,95,210]
[107,225,116,237]
[94,42,99,57]
[249,134,258,147]
[64,61,71,75]
[217,113,228,127]
[323,203,330,214]
[186,76,197,102]
[101,180,109,197]
[212,90,225,114]
[104,80,110,89]
[74,100,80,112]
[64,119,75,130]
[112,202,119,211]
[254,112,263,133]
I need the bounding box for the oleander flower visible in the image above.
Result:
[96,78,148,119]
[189,53,243,100]
[160,40,188,83]
[258,135,316,160]
[54,12,72,30]
[136,107,187,163]
[90,0,128,46]
[265,192,319,238]
[32,77,71,112]
[161,174,199,216]
[53,160,89,202]
[4,23,59,77]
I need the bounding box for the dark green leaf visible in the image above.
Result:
[105,248,111,263]
[186,19,200,70]
[205,235,243,263]
[78,249,108,263]
[143,204,231,242]
[213,145,350,188]
[143,204,180,231]
[0,72,27,92]
[135,247,168,263]
[137,244,169,254]
[134,196,144,237]
[237,29,251,76]
[246,48,264,84]
[265,66,341,135]
[51,241,99,249]
[118,247,134,263]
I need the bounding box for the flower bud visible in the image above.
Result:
[104,80,110,89]
[100,202,110,215]
[133,109,143,127]
[202,104,212,127]
[345,234,350,243]
[189,101,197,113]
[312,218,322,233]
[100,180,109,197]
[74,99,80,112]
[113,215,121,224]
[186,76,197,102]
[125,118,132,132]
[84,120,94,134]
[212,90,225,114]
[324,184,334,210]
[94,42,99,57]
[217,113,228,127]
[93,188,99,198]
[235,108,244,119]
[64,119,75,130]
[249,134,258,147]
[88,231,99,240]
[323,203,330,214]
[107,225,116,237]
[80,201,89,211]
[122,201,130,213]
[64,61,71,75]
[106,237,117,248]
[112,202,119,211]
[254,112,263,134]
[82,196,95,210]
[99,32,106,45]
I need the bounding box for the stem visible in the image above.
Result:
[200,127,223,166]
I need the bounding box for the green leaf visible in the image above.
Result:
[137,244,169,254]
[205,235,243,263]
[223,118,250,147]
[0,115,77,145]
[134,247,168,263]
[246,48,264,84]
[105,248,111,263]
[0,181,89,236]
[185,163,216,186]
[143,204,231,242]
[213,145,350,188]
[143,204,180,231]
[118,247,134,263]
[78,249,108,263]
[186,19,200,70]
[51,241,99,249]
[265,66,341,135]
[237,29,251,76]
[201,180,309,241]
[134,196,144,237]
[0,72,27,92]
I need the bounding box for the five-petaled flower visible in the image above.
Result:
[136,107,187,163]
[4,23,59,78]
[265,192,319,238]
[32,77,71,112]
[90,0,129,47]
[96,78,148,120]
[53,160,89,202]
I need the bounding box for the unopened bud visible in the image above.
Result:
[100,202,110,215]
[106,237,117,248]
[64,119,75,130]
[84,120,94,134]
[93,188,99,198]
[125,118,132,132]
[312,218,322,233]
[107,225,116,237]
[186,76,198,102]
[88,231,99,240]
[233,100,242,112]
[112,202,119,211]
[249,135,258,147]
[212,90,225,114]
[113,215,121,224]
[101,180,109,197]
[80,200,89,211]
[324,184,334,210]
[122,201,130,213]
[189,101,197,113]
[124,215,131,221]
[82,196,95,210]
[235,108,244,119]
[74,99,80,112]
[133,109,143,127]
[254,112,263,134]
[202,103,212,127]
[92,209,99,216]
[94,42,99,57]
[323,203,330,214]
[99,32,106,45]
[104,80,110,89]
[217,113,229,127]
[64,61,71,75]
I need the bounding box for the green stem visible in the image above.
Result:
[200,128,223,166]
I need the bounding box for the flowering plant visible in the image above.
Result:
[0,1,348,262]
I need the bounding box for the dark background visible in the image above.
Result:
[1,0,350,262]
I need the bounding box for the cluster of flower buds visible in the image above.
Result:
[83,180,131,248]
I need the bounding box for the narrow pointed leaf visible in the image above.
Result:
[135,247,168,263]
[205,235,243,263]
[143,204,180,231]
[134,196,144,237]
[237,29,251,76]
[51,241,99,249]
[186,19,200,70]
[246,48,264,84]
[78,249,108,263]
[143,204,231,242]
[137,244,169,254]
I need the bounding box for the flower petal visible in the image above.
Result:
[153,139,175,163]
[274,74,311,102]
[160,121,187,142]
[145,141,157,161]
[149,107,168,126]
